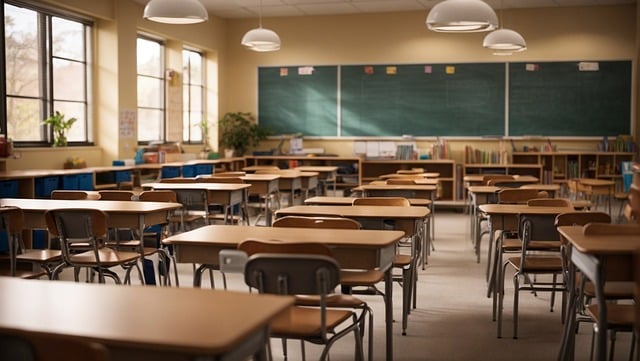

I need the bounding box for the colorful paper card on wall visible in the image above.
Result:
[525,63,539,71]
[386,66,397,75]
[298,66,314,75]
[364,66,374,75]
[445,66,455,74]
[424,65,432,74]
[280,67,289,76]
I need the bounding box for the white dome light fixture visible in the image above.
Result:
[241,0,281,52]
[483,28,527,54]
[426,0,498,33]
[143,0,208,24]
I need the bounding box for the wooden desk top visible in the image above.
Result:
[557,225,640,255]
[276,205,430,219]
[577,178,616,187]
[0,277,293,356]
[354,184,437,191]
[379,172,440,179]
[0,198,181,214]
[478,204,574,215]
[304,196,432,207]
[463,175,539,184]
[240,174,280,181]
[143,182,251,191]
[520,183,561,191]
[468,184,560,194]
[294,166,338,173]
[163,224,405,249]
[467,186,500,194]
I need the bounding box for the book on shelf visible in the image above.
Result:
[464,145,508,164]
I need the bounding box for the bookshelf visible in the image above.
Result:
[512,151,636,190]
[360,160,457,202]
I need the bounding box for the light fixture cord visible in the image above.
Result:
[258,0,263,28]
[499,0,504,28]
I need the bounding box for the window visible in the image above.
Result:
[136,35,165,143]
[3,1,92,146]
[182,48,204,144]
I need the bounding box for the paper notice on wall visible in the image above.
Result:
[119,109,136,139]
[298,66,314,75]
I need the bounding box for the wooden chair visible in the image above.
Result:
[269,217,373,360]
[497,211,566,339]
[0,332,109,361]
[0,207,60,279]
[50,190,91,200]
[241,240,365,361]
[580,223,640,361]
[45,208,142,284]
[386,178,418,185]
[526,198,572,207]
[351,197,419,336]
[97,190,134,201]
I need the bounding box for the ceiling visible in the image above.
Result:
[133,0,635,19]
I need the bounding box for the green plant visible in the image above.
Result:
[197,120,214,152]
[218,112,270,156]
[43,111,77,147]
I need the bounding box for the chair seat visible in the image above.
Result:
[68,248,139,266]
[270,306,354,337]
[340,269,385,286]
[296,294,367,308]
[582,280,635,299]
[585,303,635,328]
[393,254,412,267]
[16,249,62,263]
[0,267,46,279]
[507,256,563,273]
[502,238,560,251]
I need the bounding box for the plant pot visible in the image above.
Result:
[224,149,235,158]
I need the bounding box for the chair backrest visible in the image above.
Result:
[519,213,561,251]
[526,198,572,207]
[482,174,514,185]
[245,252,340,296]
[98,190,134,201]
[238,239,334,257]
[272,216,361,230]
[386,178,417,185]
[352,197,411,207]
[583,222,640,236]
[555,211,611,228]
[50,190,89,200]
[0,332,109,361]
[497,188,541,204]
[627,185,640,222]
[44,208,107,261]
[138,190,178,203]
[159,177,197,183]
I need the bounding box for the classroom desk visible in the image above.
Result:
[294,166,338,195]
[0,277,293,361]
[577,178,615,215]
[0,198,182,285]
[477,203,574,321]
[378,172,440,180]
[240,174,281,226]
[354,183,437,261]
[162,224,404,361]
[557,224,640,361]
[303,196,433,266]
[142,182,252,225]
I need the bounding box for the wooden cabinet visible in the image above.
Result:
[360,160,457,203]
[512,151,636,189]
[244,156,362,191]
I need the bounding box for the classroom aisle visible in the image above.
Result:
[55,209,634,360]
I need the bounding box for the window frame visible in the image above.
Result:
[136,33,166,145]
[1,0,93,147]
[182,47,205,145]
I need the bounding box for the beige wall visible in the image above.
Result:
[223,5,637,162]
[4,1,638,170]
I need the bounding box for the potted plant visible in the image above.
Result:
[43,111,77,147]
[218,112,270,157]
[197,119,214,158]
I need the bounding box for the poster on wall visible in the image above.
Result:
[119,109,136,139]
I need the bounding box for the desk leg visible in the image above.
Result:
[558,250,577,361]
[385,268,393,361]
[138,216,150,285]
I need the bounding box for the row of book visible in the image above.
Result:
[597,135,637,153]
[464,146,509,164]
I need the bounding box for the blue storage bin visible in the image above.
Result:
[114,170,132,183]
[61,174,78,189]
[32,230,48,249]
[181,165,196,178]
[77,173,94,190]
[34,176,59,198]
[0,232,7,252]
[161,166,181,179]
[0,180,19,198]
[195,164,213,176]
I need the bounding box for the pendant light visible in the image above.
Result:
[143,0,208,24]
[241,0,281,52]
[426,0,498,33]
[482,1,526,55]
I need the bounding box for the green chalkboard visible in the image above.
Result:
[340,63,505,136]
[258,66,338,136]
[508,61,631,136]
